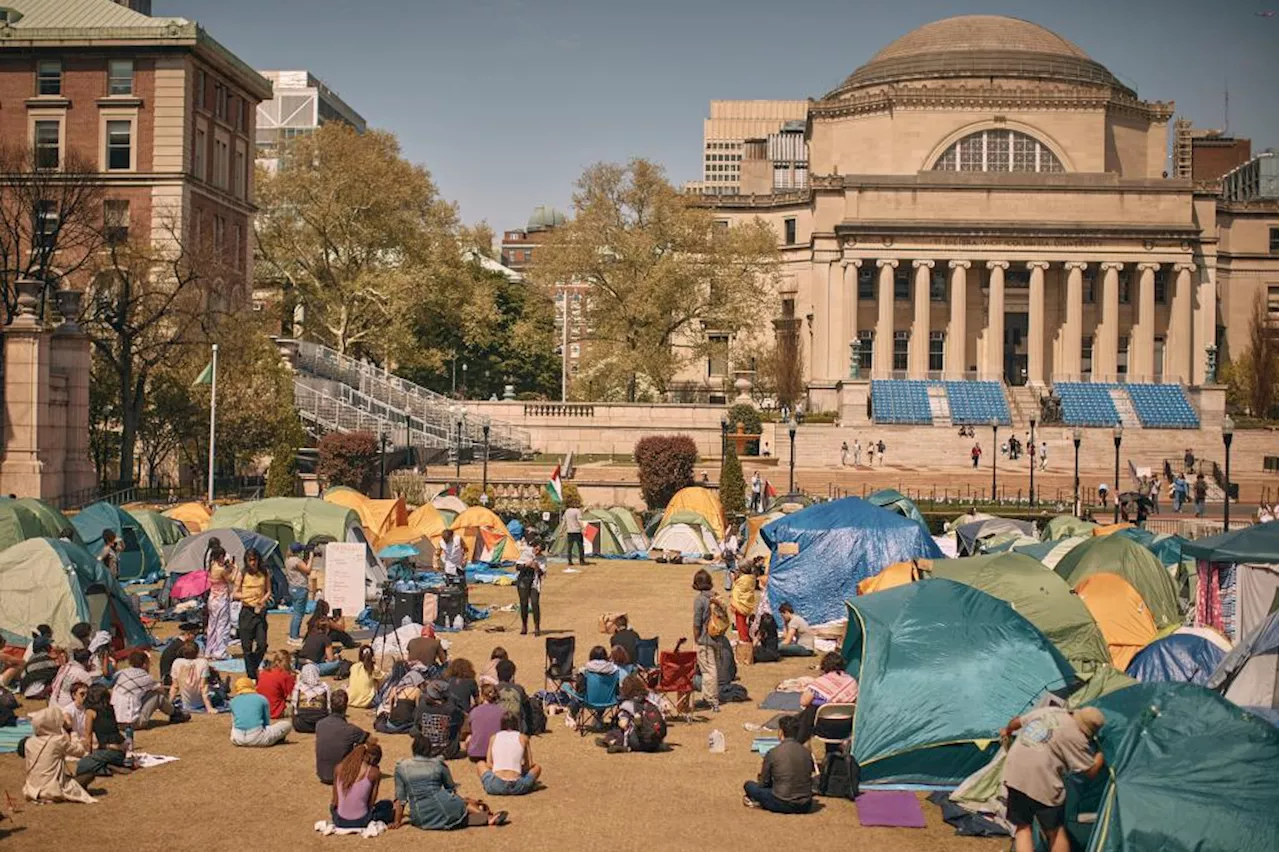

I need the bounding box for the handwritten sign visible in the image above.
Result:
[323,542,367,617]
[777,542,800,556]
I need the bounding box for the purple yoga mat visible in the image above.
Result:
[855,790,927,828]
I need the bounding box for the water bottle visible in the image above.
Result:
[452,614,464,631]
[708,729,726,753]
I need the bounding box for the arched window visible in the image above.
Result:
[931,129,1064,173]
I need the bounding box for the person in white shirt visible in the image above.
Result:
[562,505,588,566]
[437,528,466,582]
[111,649,187,728]
[750,472,763,512]
[853,439,863,467]
[720,525,739,592]
[1038,442,1048,471]
[777,602,816,657]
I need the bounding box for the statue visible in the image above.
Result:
[1205,345,1218,384]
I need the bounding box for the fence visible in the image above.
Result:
[54,477,264,511]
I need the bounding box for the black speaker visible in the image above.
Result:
[434,587,467,626]
[390,589,425,626]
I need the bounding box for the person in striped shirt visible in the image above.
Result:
[796,652,858,745]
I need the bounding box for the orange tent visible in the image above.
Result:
[163,502,211,534]
[857,559,931,595]
[1074,571,1158,670]
[450,505,519,563]
[324,489,407,544]
[1092,522,1135,537]
[378,503,447,557]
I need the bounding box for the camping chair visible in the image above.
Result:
[544,636,576,691]
[634,636,659,669]
[657,639,698,722]
[812,703,856,751]
[574,670,620,736]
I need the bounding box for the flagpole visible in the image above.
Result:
[207,343,218,504]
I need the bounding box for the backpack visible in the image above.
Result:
[497,684,525,729]
[631,700,666,752]
[707,596,731,638]
[528,693,548,735]
[817,750,860,800]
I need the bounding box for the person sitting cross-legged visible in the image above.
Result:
[331,741,395,829]
[743,714,814,814]
[229,677,292,747]
[476,711,541,796]
[315,689,370,784]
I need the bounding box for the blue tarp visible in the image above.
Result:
[1126,633,1226,685]
[761,497,943,625]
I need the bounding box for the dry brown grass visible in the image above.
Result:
[0,560,1002,852]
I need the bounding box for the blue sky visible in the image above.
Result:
[163,0,1278,231]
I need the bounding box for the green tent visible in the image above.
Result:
[211,497,364,549]
[1182,521,1279,565]
[1015,536,1088,571]
[1073,682,1278,852]
[71,502,164,582]
[1055,534,1182,629]
[867,489,927,527]
[549,511,628,558]
[1043,514,1097,541]
[3,497,83,545]
[931,553,1112,675]
[601,506,648,551]
[843,579,1076,785]
[1114,526,1190,568]
[129,509,189,563]
[0,501,45,552]
[0,537,150,649]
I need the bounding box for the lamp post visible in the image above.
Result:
[480,415,491,495]
[378,430,388,499]
[990,417,999,503]
[1072,427,1082,518]
[1112,423,1123,523]
[1222,414,1235,531]
[720,414,730,460]
[451,406,466,485]
[1029,416,1036,507]
[461,363,468,398]
[787,416,798,494]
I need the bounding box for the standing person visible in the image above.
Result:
[1097,482,1109,509]
[750,471,763,512]
[1039,441,1048,471]
[562,503,587,567]
[999,707,1105,852]
[1172,473,1188,513]
[1183,448,1195,472]
[692,569,725,712]
[98,530,120,578]
[111,650,187,729]
[866,440,876,467]
[840,441,849,467]
[233,549,273,680]
[720,523,739,592]
[853,438,863,467]
[315,689,370,784]
[478,712,541,796]
[1193,473,1208,518]
[514,538,546,637]
[392,734,508,830]
[1147,477,1161,514]
[742,715,813,813]
[971,442,982,469]
[730,563,758,648]
[283,543,313,648]
[205,545,235,661]
[331,742,395,829]
[229,677,292,747]
[877,439,886,466]
[437,528,465,583]
[777,602,816,657]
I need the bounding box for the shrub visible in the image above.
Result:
[316,431,379,491]
[461,483,497,507]
[265,409,307,498]
[719,443,747,515]
[724,403,762,455]
[538,482,582,513]
[634,434,698,511]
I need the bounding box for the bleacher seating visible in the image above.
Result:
[1125,384,1200,428]
[870,380,933,424]
[942,381,1011,426]
[1055,383,1120,427]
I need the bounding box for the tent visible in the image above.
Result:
[842,579,1075,785]
[163,502,212,534]
[161,528,287,606]
[549,511,630,558]
[954,517,1038,556]
[449,505,519,564]
[0,501,46,552]
[856,558,930,595]
[976,530,1041,554]
[431,494,468,518]
[1055,534,1182,629]
[762,497,944,626]
[1042,514,1097,541]
[129,509,188,561]
[660,487,725,536]
[866,489,926,527]
[1113,527,1189,568]
[1014,536,1087,571]
[71,501,164,582]
[944,511,994,533]
[649,510,720,559]
[743,511,784,567]
[1208,611,1278,721]
[378,503,446,568]
[1092,521,1134,537]
[1074,682,1278,852]
[599,506,648,552]
[1126,631,1226,685]
[1074,572,1159,671]
[4,497,83,544]
[324,488,408,544]
[0,537,150,650]
[1183,520,1279,564]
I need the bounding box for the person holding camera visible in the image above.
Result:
[515,537,546,637]
[284,542,314,647]
[206,545,236,661]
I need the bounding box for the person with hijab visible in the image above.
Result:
[205,545,235,660]
[233,548,273,680]
[22,706,95,804]
[229,677,292,747]
[291,662,331,734]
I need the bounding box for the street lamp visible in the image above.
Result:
[461,363,468,398]
[480,415,491,495]
[451,406,466,485]
[787,416,798,494]
[1112,423,1123,523]
[990,417,999,503]
[1072,427,1082,518]
[1222,414,1235,531]
[378,430,389,499]
[720,414,730,460]
[1029,416,1037,507]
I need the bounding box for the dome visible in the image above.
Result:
[831,15,1129,96]
[526,205,566,232]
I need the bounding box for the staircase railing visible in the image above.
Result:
[293,380,450,450]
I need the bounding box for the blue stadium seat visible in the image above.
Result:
[1055,383,1120,427]
[1125,384,1200,429]
[940,381,1011,426]
[870,380,932,425]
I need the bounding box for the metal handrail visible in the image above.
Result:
[293,380,450,449]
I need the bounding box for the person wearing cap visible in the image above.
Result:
[159,622,202,686]
[229,677,292,747]
[22,624,53,663]
[999,706,1106,852]
[315,688,370,784]
[284,542,314,648]
[413,679,464,759]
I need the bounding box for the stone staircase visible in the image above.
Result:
[1108,388,1141,428]
[1007,385,1039,428]
[927,385,952,426]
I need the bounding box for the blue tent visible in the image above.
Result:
[762,497,943,625]
[1115,526,1190,568]
[161,528,286,607]
[1126,632,1226,685]
[72,501,164,582]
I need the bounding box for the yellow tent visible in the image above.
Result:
[450,505,519,564]
[660,487,726,537]
[379,503,447,553]
[1092,522,1135,537]
[163,502,211,534]
[857,559,932,595]
[1074,571,1158,671]
[743,512,783,566]
[324,489,407,543]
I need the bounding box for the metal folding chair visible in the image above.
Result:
[634,636,659,669]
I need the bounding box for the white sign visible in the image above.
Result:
[323,542,366,618]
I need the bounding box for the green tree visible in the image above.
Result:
[317,431,379,491]
[1243,290,1279,418]
[532,159,780,400]
[719,443,747,515]
[265,407,307,497]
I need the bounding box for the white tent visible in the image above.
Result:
[650,523,718,559]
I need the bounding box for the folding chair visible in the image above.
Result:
[812,702,856,751]
[656,638,698,722]
[574,670,619,735]
[544,636,576,691]
[634,636,659,670]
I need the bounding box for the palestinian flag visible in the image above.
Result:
[764,479,778,499]
[545,465,564,505]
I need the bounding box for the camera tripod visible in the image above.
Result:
[370,581,406,664]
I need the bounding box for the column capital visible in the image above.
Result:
[985,260,1009,271]
[1063,261,1089,271]
[1025,261,1050,271]
[841,258,862,269]
[875,259,899,269]
[948,259,971,270]
[1135,262,1161,272]
[912,259,935,269]
[1100,261,1125,272]
[1172,262,1196,273]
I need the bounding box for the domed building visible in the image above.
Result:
[702,15,1264,424]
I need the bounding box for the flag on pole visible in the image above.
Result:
[545,465,564,505]
[193,362,214,385]
[764,479,778,499]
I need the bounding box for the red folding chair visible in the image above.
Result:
[656,638,698,722]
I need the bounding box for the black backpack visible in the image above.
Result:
[817,750,860,800]
[631,700,666,752]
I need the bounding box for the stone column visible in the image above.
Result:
[1166,262,1195,384]
[1096,262,1124,380]
[946,261,969,378]
[826,260,843,383]
[874,259,897,377]
[1060,262,1087,381]
[985,261,1008,381]
[1026,261,1049,386]
[910,260,933,378]
[0,280,53,497]
[1131,262,1159,381]
[841,259,860,378]
[1192,266,1216,385]
[51,289,95,497]
[813,260,831,382]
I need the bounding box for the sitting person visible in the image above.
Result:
[392,733,508,830]
[21,624,54,663]
[19,636,61,698]
[315,599,357,649]
[494,660,534,735]
[346,646,384,710]
[255,650,296,719]
[77,684,130,782]
[50,648,95,711]
[414,680,464,759]
[608,644,633,676]
[777,602,816,657]
[753,612,781,663]
[461,683,506,763]
[742,714,813,813]
[86,630,115,682]
[797,651,858,745]
[110,649,188,729]
[229,677,292,747]
[291,663,332,734]
[576,645,620,685]
[477,712,541,796]
[478,647,508,687]
[297,618,343,677]
[22,706,95,805]
[374,666,426,735]
[331,742,395,829]
[443,657,478,715]
[609,615,640,667]
[159,622,201,686]
[0,635,22,691]
[406,627,447,675]
[597,674,665,754]
[316,689,370,784]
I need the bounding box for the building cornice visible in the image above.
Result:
[834,219,1202,250]
[809,83,1172,122]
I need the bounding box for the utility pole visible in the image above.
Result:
[561,285,569,403]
